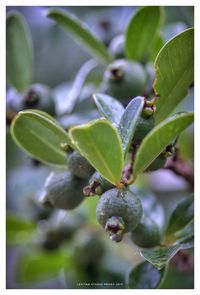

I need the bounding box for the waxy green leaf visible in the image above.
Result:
[47,9,113,64]
[93,93,125,125]
[154,28,194,123]
[125,6,163,62]
[6,12,33,91]
[171,219,194,245]
[133,112,194,178]
[128,261,166,289]
[141,245,181,270]
[11,110,74,168]
[118,97,144,156]
[69,119,123,186]
[166,194,194,236]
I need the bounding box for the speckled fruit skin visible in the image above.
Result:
[67,151,95,180]
[43,170,85,210]
[133,115,155,143]
[96,188,142,233]
[102,59,146,102]
[131,214,161,248]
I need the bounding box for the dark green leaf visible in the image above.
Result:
[93,93,125,125]
[166,194,194,236]
[6,213,36,244]
[154,28,194,123]
[6,12,33,91]
[125,6,163,62]
[133,112,194,178]
[11,110,74,168]
[141,245,181,270]
[170,219,194,245]
[118,97,144,156]
[47,9,113,64]
[69,118,123,186]
[128,261,166,289]
[160,262,194,289]
[62,59,98,114]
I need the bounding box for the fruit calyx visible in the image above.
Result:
[83,180,102,196]
[105,216,125,242]
[24,88,40,107]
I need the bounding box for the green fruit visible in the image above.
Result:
[131,214,161,248]
[83,172,114,196]
[22,83,55,115]
[133,114,155,143]
[41,170,85,210]
[6,83,55,117]
[67,151,95,180]
[102,59,146,102]
[108,34,125,58]
[96,188,142,242]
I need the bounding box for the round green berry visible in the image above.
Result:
[131,214,161,248]
[133,114,155,143]
[96,188,142,242]
[67,151,95,180]
[41,170,85,210]
[102,59,146,102]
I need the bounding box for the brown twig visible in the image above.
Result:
[164,148,194,190]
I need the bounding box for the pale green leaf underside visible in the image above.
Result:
[118,96,144,156]
[6,12,33,91]
[154,28,194,123]
[93,93,125,125]
[11,110,73,168]
[70,118,123,186]
[141,245,181,270]
[47,9,113,64]
[125,6,162,62]
[133,112,194,177]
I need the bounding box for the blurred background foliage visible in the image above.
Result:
[6,6,194,289]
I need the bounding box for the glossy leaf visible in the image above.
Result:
[166,194,194,236]
[6,12,33,91]
[18,249,72,284]
[11,110,74,168]
[62,59,98,114]
[47,9,113,64]
[170,219,194,245]
[118,96,144,156]
[125,6,163,62]
[6,213,36,244]
[141,245,181,270]
[93,93,125,125]
[154,28,194,123]
[69,118,123,186]
[128,261,166,289]
[133,112,194,178]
